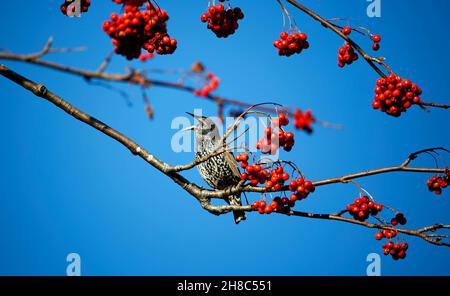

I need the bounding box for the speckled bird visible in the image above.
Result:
[185,112,246,224]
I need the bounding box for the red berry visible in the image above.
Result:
[298,33,307,41]
[278,113,288,126]
[372,101,380,109]
[290,194,298,202]
[375,232,383,240]
[391,218,398,226]
[270,201,278,209]
[342,27,352,35]
[372,34,381,43]
[280,32,288,40]
[289,180,298,191]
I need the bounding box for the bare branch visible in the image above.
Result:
[96,50,115,75]
[287,211,450,247]
[0,39,340,124]
[0,43,297,116]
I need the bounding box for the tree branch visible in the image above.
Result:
[239,148,446,192]
[288,211,450,247]
[1,64,448,248]
[0,64,218,204]
[0,41,307,117]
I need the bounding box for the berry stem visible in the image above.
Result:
[285,0,386,77]
[419,101,450,109]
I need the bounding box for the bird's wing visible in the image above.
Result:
[224,150,241,178]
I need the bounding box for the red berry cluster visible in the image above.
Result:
[288,177,315,201]
[371,34,381,51]
[265,166,290,191]
[273,31,309,57]
[252,177,315,215]
[337,43,358,68]
[271,113,290,128]
[112,0,146,6]
[375,229,398,240]
[60,0,90,16]
[102,3,177,60]
[237,162,270,187]
[293,109,314,134]
[250,178,315,215]
[193,73,220,97]
[235,153,250,168]
[200,4,244,38]
[390,212,407,226]
[256,114,294,154]
[372,73,423,117]
[382,241,408,260]
[252,196,294,215]
[252,200,269,214]
[427,171,449,195]
[346,196,382,221]
[138,52,154,62]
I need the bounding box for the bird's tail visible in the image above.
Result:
[229,194,246,224]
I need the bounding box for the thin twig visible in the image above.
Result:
[0,39,340,125]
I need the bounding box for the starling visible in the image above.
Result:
[185,112,246,224]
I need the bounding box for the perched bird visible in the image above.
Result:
[184,112,246,224]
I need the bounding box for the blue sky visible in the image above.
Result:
[0,0,449,275]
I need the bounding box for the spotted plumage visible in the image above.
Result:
[189,114,246,224]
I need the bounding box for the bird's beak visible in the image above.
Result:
[186,112,207,124]
[181,125,196,132]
